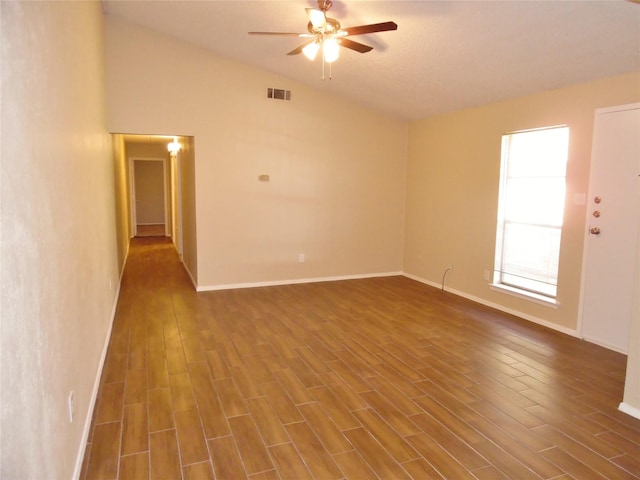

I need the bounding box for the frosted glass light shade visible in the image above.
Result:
[303,41,320,61]
[308,9,326,29]
[323,38,339,63]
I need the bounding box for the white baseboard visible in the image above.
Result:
[196,271,403,292]
[619,402,640,420]
[72,264,125,480]
[402,272,580,339]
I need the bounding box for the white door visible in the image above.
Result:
[134,160,165,225]
[130,158,168,237]
[580,103,640,353]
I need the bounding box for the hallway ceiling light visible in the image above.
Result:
[168,137,181,155]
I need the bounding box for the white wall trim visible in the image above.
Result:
[402,272,580,339]
[618,402,640,420]
[72,259,127,480]
[489,283,560,309]
[196,271,403,292]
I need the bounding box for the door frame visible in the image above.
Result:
[129,157,169,237]
[170,151,183,258]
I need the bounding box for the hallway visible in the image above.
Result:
[81,238,640,479]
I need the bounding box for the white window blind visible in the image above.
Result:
[494,126,569,299]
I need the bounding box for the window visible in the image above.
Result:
[493,126,569,302]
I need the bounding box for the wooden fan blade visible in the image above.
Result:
[249,32,314,37]
[342,21,397,36]
[339,38,373,53]
[287,39,316,56]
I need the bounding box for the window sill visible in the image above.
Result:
[489,283,560,309]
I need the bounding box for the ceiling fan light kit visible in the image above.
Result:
[323,38,340,63]
[249,0,397,80]
[302,41,320,61]
[307,8,327,29]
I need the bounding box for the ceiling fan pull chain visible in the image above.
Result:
[321,34,326,80]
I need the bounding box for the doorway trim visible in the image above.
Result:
[170,151,184,258]
[129,157,169,238]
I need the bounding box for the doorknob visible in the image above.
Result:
[590,227,601,235]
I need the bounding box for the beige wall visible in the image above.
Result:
[1,2,119,478]
[105,17,408,289]
[180,136,198,283]
[113,134,131,270]
[404,73,640,333]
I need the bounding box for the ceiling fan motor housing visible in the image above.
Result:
[307,17,341,35]
[317,0,333,12]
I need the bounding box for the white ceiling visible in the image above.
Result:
[103,0,640,121]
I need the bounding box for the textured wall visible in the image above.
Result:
[113,134,131,270]
[0,2,119,478]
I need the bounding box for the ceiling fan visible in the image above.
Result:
[249,0,397,79]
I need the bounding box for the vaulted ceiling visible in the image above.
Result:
[103,1,640,120]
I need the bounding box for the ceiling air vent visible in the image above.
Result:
[267,88,291,101]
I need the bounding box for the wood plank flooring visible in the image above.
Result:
[81,237,640,479]
[136,224,166,237]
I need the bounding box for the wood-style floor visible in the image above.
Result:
[136,225,166,237]
[81,237,640,479]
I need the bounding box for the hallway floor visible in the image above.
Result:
[136,224,166,237]
[81,237,640,479]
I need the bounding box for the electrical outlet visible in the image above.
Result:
[68,391,74,423]
[299,253,305,263]
[484,269,490,281]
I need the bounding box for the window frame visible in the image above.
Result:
[491,125,569,307]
